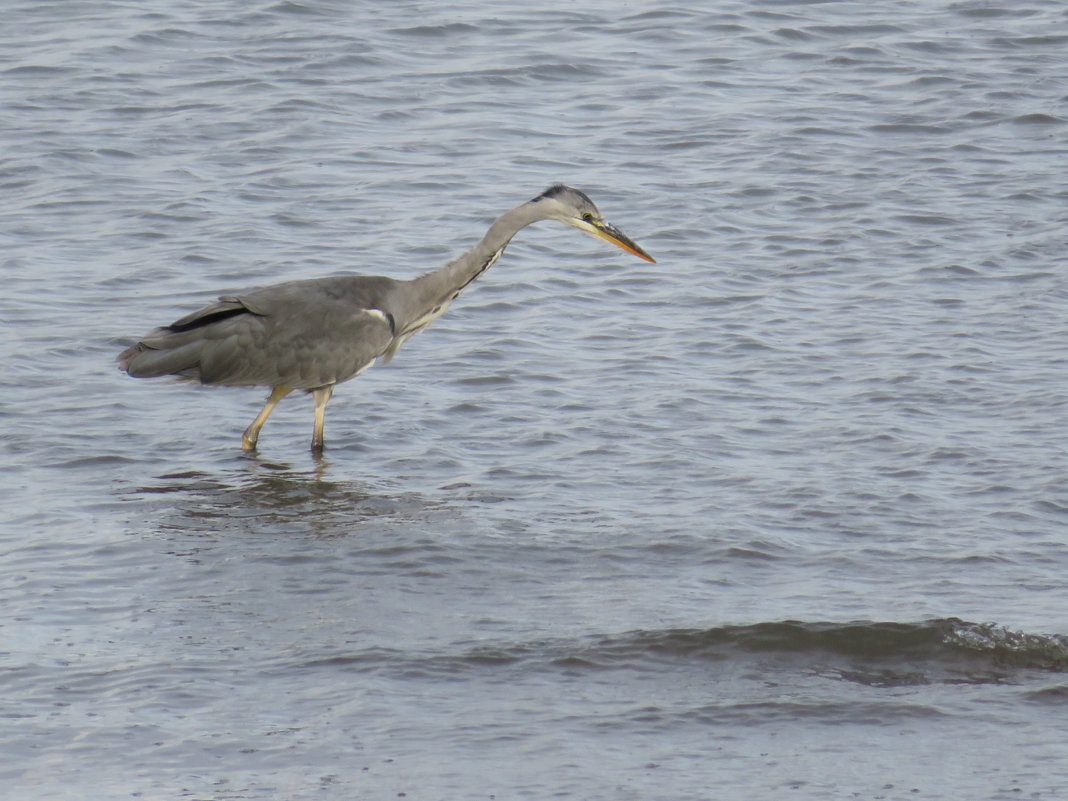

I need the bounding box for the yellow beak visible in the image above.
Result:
[577,218,657,263]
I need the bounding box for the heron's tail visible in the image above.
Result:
[117,327,204,380]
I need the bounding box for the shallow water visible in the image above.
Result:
[3,1,1068,799]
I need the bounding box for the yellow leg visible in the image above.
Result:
[310,385,334,454]
[242,386,293,451]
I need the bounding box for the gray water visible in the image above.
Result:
[3,1,1068,798]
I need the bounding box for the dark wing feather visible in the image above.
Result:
[167,297,249,331]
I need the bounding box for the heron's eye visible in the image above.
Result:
[581,213,595,223]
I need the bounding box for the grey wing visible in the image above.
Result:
[199,304,394,388]
[120,285,396,388]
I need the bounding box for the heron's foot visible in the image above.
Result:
[242,431,259,452]
[310,438,325,456]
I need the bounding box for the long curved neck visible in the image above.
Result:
[397,202,541,330]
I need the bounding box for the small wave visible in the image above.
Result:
[3,64,75,76]
[274,619,1068,683]
[810,24,905,36]
[264,0,340,17]
[557,620,952,667]
[867,123,954,135]
[605,620,1068,677]
[388,23,479,38]
[1011,113,1065,126]
[992,35,1068,48]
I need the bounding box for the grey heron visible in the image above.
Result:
[118,185,655,453]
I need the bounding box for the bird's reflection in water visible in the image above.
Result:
[137,455,433,541]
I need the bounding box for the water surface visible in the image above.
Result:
[3,1,1068,799]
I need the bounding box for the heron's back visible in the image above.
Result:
[119,276,400,389]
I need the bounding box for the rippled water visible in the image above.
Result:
[4,1,1068,799]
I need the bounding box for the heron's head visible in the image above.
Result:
[531,184,656,263]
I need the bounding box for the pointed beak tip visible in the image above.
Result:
[623,242,656,264]
[581,218,656,264]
